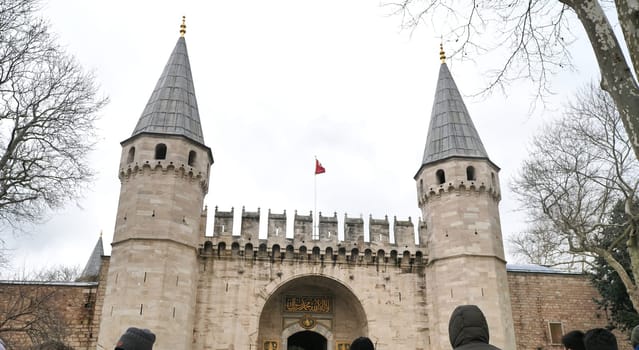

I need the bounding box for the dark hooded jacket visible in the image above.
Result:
[448,305,503,350]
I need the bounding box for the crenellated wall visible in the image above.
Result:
[205,207,428,263]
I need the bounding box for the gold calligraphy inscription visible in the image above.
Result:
[284,295,331,313]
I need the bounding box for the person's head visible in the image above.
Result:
[583,328,617,350]
[448,305,490,348]
[350,336,374,350]
[562,330,585,350]
[631,325,639,347]
[115,327,156,350]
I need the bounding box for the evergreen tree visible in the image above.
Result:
[590,201,639,331]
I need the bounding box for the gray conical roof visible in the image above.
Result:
[79,235,104,279]
[131,36,205,144]
[420,63,488,165]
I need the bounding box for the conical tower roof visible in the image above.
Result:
[79,234,104,280]
[420,57,489,166]
[130,30,205,145]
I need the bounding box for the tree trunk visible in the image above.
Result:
[599,247,639,312]
[562,0,639,160]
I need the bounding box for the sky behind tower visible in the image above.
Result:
[4,0,602,274]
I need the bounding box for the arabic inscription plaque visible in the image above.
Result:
[283,295,332,313]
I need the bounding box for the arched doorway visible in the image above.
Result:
[257,275,368,350]
[288,330,326,350]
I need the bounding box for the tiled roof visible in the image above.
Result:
[421,63,488,165]
[131,37,205,144]
[79,235,103,279]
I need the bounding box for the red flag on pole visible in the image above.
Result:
[315,159,326,175]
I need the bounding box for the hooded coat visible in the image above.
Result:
[448,305,503,350]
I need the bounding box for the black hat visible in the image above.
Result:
[115,327,156,350]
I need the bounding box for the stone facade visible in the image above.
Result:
[0,254,627,349]
[0,32,629,350]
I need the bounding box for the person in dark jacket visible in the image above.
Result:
[115,327,156,350]
[448,305,502,350]
[631,325,639,350]
[350,336,374,350]
[562,330,585,350]
[583,328,617,350]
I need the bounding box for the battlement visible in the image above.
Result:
[202,207,428,264]
[119,161,208,190]
[418,179,500,206]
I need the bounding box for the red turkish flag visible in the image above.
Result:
[315,159,326,175]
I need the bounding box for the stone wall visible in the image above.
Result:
[193,253,429,350]
[0,281,99,350]
[508,270,630,350]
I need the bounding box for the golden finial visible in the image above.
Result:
[180,16,186,37]
[439,42,446,64]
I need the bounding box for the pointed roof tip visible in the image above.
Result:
[129,27,206,145]
[79,233,104,280]
[180,16,186,37]
[419,62,490,167]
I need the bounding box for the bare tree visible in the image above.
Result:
[509,219,586,271]
[26,265,80,282]
[0,0,107,227]
[0,265,84,348]
[0,284,68,348]
[390,0,639,160]
[512,83,639,309]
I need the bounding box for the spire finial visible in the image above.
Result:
[99,230,103,238]
[439,42,446,64]
[180,16,186,37]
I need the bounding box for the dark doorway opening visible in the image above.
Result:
[287,331,327,350]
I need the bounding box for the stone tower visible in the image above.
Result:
[415,49,516,350]
[97,21,212,349]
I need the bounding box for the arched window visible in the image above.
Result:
[271,244,280,259]
[325,247,334,260]
[491,172,496,187]
[188,150,197,166]
[419,179,423,193]
[351,248,359,262]
[231,242,240,257]
[155,143,167,160]
[127,147,135,163]
[217,242,226,257]
[244,243,253,258]
[436,169,446,184]
[466,166,476,181]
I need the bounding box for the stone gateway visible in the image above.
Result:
[0,21,622,350]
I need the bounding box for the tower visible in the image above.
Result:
[416,47,516,350]
[97,18,212,349]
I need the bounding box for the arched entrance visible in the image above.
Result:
[257,275,368,350]
[288,330,326,350]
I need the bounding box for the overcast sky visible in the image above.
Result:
[3,0,601,275]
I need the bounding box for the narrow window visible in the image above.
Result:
[188,150,196,166]
[491,172,496,187]
[436,169,446,184]
[419,179,424,193]
[127,147,135,163]
[155,143,167,160]
[466,166,476,181]
[548,322,563,344]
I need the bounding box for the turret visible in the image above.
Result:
[97,18,211,349]
[416,45,515,350]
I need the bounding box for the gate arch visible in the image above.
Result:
[257,274,368,350]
